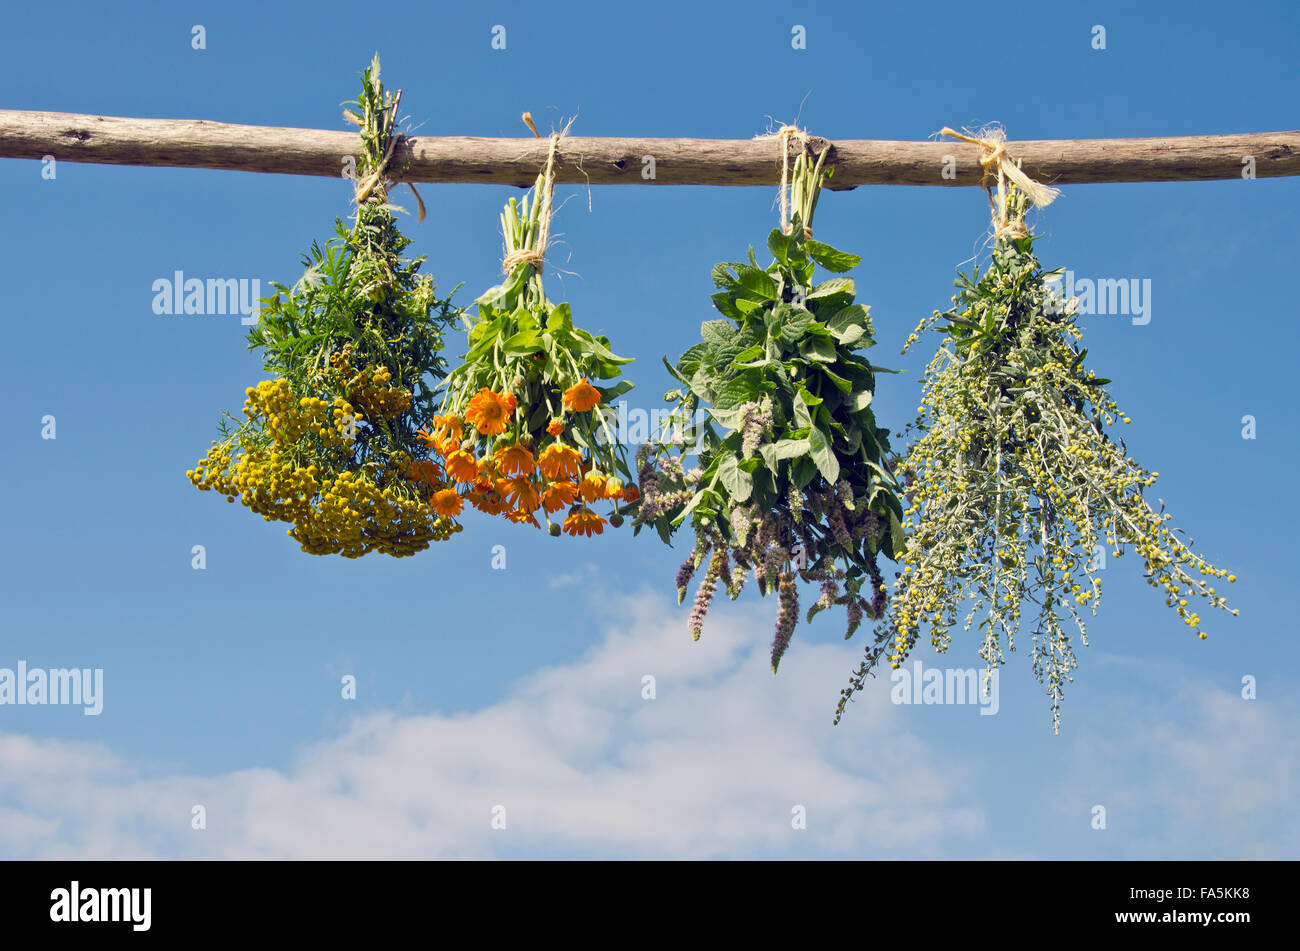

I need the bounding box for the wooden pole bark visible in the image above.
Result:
[2,109,1298,189]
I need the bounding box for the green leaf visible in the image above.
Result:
[758,437,810,469]
[808,426,840,484]
[767,229,791,264]
[797,384,823,407]
[596,380,634,402]
[818,363,853,392]
[502,329,542,355]
[807,277,855,300]
[825,304,874,345]
[792,391,813,428]
[582,331,634,365]
[800,336,837,363]
[805,240,861,273]
[718,452,753,502]
[670,488,708,527]
[711,292,742,320]
[849,389,874,411]
[701,320,737,348]
[707,405,750,429]
[889,510,906,557]
[790,455,817,489]
[663,354,691,386]
[735,266,778,301]
[776,304,814,342]
[546,302,574,332]
[714,375,760,409]
[711,263,739,290]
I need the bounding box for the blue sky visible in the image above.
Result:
[0,0,1296,858]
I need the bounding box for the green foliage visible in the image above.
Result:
[188,55,466,558]
[247,54,460,435]
[439,177,637,490]
[636,152,905,671]
[836,185,1238,731]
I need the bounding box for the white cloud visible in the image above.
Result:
[1,590,1294,859]
[1056,682,1300,858]
[0,592,986,859]
[545,561,598,589]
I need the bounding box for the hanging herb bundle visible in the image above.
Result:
[187,56,463,557]
[635,135,907,672]
[432,129,639,537]
[836,174,1239,732]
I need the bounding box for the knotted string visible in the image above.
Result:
[350,89,427,223]
[776,124,813,239]
[940,125,1060,239]
[502,115,564,274]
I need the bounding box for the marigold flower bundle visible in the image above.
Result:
[836,183,1239,732]
[187,57,463,557]
[433,172,638,537]
[635,144,906,672]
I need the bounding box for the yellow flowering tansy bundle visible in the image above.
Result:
[187,57,463,557]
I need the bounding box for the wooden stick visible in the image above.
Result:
[2,109,1297,189]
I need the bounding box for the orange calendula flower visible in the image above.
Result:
[445,450,479,484]
[430,489,464,517]
[499,476,540,513]
[537,443,582,481]
[506,509,542,529]
[562,378,601,413]
[469,486,509,515]
[622,485,641,503]
[494,442,536,477]
[465,388,517,435]
[540,481,579,514]
[563,507,606,537]
[431,413,463,445]
[546,418,565,437]
[603,477,624,500]
[409,460,443,486]
[578,471,607,503]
